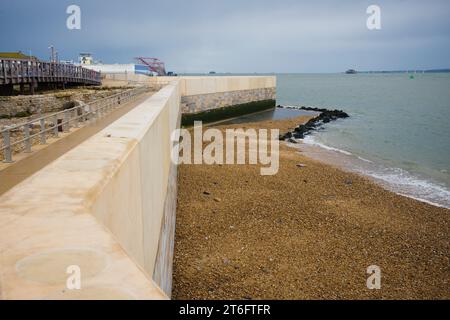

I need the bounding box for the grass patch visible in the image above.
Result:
[13,110,32,118]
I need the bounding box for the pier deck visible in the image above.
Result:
[0,58,101,94]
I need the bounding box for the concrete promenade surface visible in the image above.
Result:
[0,76,276,300]
[0,91,154,196]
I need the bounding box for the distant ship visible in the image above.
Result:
[345,69,357,74]
[209,71,216,74]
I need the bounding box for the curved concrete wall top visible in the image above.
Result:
[103,74,277,97]
[179,76,276,96]
[0,80,181,300]
[0,76,276,300]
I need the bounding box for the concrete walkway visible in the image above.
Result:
[0,91,154,195]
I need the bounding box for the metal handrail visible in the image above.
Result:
[1,86,148,162]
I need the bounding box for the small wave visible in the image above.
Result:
[303,136,353,156]
[364,170,450,209]
[298,136,450,209]
[365,168,447,191]
[357,156,373,163]
[397,193,449,209]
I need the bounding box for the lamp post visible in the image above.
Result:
[48,45,55,63]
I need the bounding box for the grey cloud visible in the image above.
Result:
[1,0,449,73]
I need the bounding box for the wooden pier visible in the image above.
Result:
[0,58,101,95]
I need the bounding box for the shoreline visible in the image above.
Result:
[298,134,450,210]
[173,115,450,300]
[274,105,450,210]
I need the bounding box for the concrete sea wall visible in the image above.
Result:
[180,87,276,114]
[0,76,276,299]
[177,76,276,125]
[102,73,166,90]
[103,74,277,124]
[0,80,182,299]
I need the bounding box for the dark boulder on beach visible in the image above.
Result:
[278,106,349,141]
[298,106,349,118]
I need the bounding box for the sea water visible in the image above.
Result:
[276,73,450,208]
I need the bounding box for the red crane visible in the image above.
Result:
[135,57,167,76]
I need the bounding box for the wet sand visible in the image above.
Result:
[173,115,450,300]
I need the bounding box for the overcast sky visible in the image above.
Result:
[1,0,449,73]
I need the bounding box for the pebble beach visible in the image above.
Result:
[173,115,450,300]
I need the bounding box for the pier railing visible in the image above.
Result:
[1,86,148,163]
[0,58,101,86]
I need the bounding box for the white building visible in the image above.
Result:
[79,53,94,65]
[80,63,136,74]
[76,53,152,75]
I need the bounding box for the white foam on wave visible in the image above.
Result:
[303,136,353,156]
[396,193,449,209]
[362,169,450,208]
[298,136,450,209]
[357,156,373,163]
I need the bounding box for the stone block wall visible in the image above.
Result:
[0,95,63,116]
[181,87,276,114]
[0,89,127,117]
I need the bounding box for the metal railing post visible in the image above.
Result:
[90,105,95,123]
[40,119,46,144]
[2,129,13,163]
[77,107,82,126]
[53,115,59,137]
[64,110,70,132]
[23,124,32,153]
[73,109,79,128]
[83,106,88,123]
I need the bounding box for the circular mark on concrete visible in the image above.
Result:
[45,287,135,300]
[16,248,107,285]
